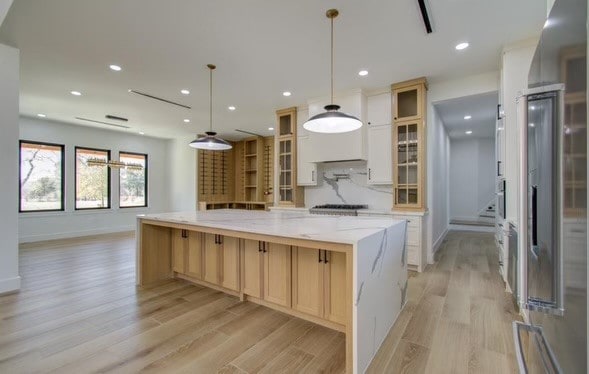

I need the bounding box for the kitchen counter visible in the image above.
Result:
[136,209,407,373]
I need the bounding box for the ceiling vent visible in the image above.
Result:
[105,114,128,122]
[75,117,130,129]
[417,0,433,34]
[128,89,191,109]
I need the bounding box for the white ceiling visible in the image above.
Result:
[0,0,545,140]
[434,91,498,139]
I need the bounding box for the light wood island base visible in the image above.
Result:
[136,210,407,373]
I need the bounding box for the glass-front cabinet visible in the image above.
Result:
[276,107,304,206]
[392,78,427,211]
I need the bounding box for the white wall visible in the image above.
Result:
[449,137,495,221]
[0,43,20,293]
[430,108,451,253]
[19,117,170,242]
[168,136,196,211]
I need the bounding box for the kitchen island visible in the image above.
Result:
[136,209,407,373]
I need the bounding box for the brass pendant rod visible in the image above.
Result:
[330,14,334,105]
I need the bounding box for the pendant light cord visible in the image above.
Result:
[330,15,334,106]
[209,66,213,133]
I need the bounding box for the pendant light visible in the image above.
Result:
[303,9,363,134]
[189,64,232,150]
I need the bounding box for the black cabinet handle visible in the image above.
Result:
[368,168,372,180]
[218,235,223,245]
[497,161,502,176]
[323,250,329,263]
[531,185,538,247]
[318,250,322,263]
[263,242,267,253]
[258,241,262,252]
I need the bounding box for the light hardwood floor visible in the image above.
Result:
[367,231,521,374]
[0,231,519,373]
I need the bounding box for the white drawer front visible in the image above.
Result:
[407,245,419,266]
[406,226,420,246]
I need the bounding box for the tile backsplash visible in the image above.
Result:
[304,160,393,210]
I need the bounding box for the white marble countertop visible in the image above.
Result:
[138,209,404,245]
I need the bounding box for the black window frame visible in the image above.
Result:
[74,146,112,210]
[19,140,66,213]
[118,151,148,209]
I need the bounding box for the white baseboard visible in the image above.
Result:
[448,224,495,233]
[430,228,449,263]
[19,226,135,243]
[0,276,21,294]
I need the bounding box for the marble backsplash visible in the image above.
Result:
[304,160,393,211]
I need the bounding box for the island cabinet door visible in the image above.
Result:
[171,229,186,274]
[220,236,240,291]
[203,233,220,285]
[324,250,347,325]
[185,231,203,279]
[292,247,323,317]
[242,239,262,298]
[263,243,292,307]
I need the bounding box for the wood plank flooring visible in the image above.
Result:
[367,231,521,374]
[0,230,520,373]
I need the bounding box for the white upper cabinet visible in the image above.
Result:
[305,90,367,162]
[367,92,392,126]
[296,108,317,186]
[367,124,393,184]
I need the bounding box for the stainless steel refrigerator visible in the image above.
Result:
[514,0,587,372]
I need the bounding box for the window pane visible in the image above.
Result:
[20,142,64,212]
[119,152,147,207]
[76,148,110,209]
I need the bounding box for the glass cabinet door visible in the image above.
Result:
[279,139,293,203]
[394,120,421,207]
[394,84,423,121]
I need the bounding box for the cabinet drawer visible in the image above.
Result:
[406,226,420,246]
[407,245,419,266]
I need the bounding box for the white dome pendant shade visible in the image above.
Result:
[303,9,363,134]
[189,64,233,150]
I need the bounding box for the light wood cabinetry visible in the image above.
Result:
[276,107,304,206]
[186,231,203,279]
[391,214,426,272]
[242,239,291,307]
[197,148,235,203]
[202,233,241,291]
[171,229,186,274]
[392,78,427,211]
[292,247,346,324]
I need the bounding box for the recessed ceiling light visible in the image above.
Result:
[109,64,122,71]
[71,91,82,96]
[455,42,469,50]
[37,113,46,118]
[465,130,473,135]
[529,123,535,128]
[282,91,292,97]
[139,132,145,135]
[181,89,190,95]
[464,115,472,120]
[358,70,368,76]
[530,105,536,110]
[228,106,236,111]
[183,119,190,123]
[268,127,274,131]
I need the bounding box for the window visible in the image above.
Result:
[119,152,147,208]
[19,141,65,212]
[75,147,111,209]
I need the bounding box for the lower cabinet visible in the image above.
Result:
[391,214,426,272]
[203,233,240,291]
[186,231,203,279]
[242,239,291,307]
[292,247,346,325]
[171,229,186,274]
